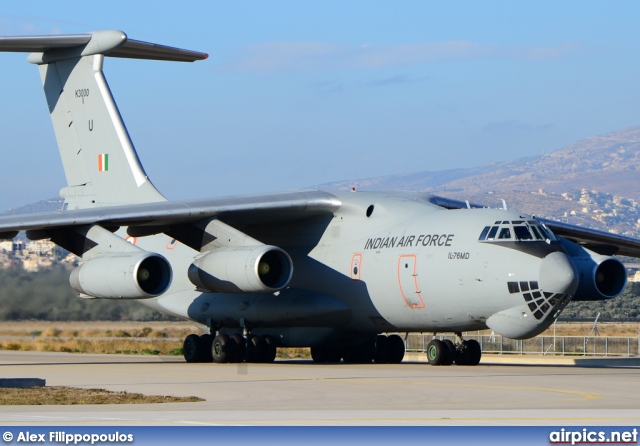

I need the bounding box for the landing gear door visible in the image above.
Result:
[398,255,425,309]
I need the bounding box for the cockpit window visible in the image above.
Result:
[487,226,499,239]
[529,224,545,240]
[513,225,533,240]
[479,219,558,243]
[539,223,558,241]
[498,227,512,239]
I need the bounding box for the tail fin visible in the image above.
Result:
[0,30,208,209]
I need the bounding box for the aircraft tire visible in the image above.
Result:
[373,335,389,363]
[183,334,203,363]
[311,345,327,363]
[246,335,266,363]
[427,339,451,366]
[200,334,214,363]
[455,350,469,366]
[466,340,482,366]
[261,335,277,362]
[229,334,246,363]
[442,339,456,366]
[212,334,231,363]
[454,340,482,366]
[325,346,342,364]
[386,334,405,364]
[343,339,374,364]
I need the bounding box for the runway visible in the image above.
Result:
[1,350,639,426]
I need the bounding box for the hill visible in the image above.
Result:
[320,125,640,237]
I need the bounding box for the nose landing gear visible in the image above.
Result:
[426,333,481,366]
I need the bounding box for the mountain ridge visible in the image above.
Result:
[319,125,640,237]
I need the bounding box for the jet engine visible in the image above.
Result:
[560,240,627,301]
[70,252,172,299]
[188,245,293,293]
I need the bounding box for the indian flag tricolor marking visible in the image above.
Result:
[98,153,109,172]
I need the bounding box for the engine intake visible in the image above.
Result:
[70,252,172,299]
[563,249,627,302]
[188,245,293,293]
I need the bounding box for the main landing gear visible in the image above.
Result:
[426,333,481,366]
[183,333,277,363]
[310,334,406,364]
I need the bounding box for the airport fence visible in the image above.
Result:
[405,333,640,357]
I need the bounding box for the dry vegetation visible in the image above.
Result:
[1,321,637,358]
[0,387,203,405]
[0,321,197,356]
[0,321,312,358]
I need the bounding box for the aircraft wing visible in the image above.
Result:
[0,190,341,239]
[537,218,640,258]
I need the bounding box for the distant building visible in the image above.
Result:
[26,240,55,256]
[0,240,23,253]
[628,271,640,283]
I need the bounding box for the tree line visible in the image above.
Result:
[0,266,172,321]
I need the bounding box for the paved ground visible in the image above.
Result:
[1,351,639,426]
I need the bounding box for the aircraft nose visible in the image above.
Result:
[538,251,578,295]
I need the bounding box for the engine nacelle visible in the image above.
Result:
[188,245,293,293]
[70,252,172,299]
[560,239,627,301]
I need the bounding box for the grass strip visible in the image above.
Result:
[0,386,203,405]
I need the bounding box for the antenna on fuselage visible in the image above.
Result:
[501,199,508,210]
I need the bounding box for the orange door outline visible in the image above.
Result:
[398,254,425,309]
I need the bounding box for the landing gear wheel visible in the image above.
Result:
[200,334,214,363]
[229,334,246,363]
[325,345,343,364]
[442,339,456,365]
[343,340,374,364]
[373,335,389,364]
[386,334,405,364]
[183,334,203,363]
[261,335,277,363]
[246,335,266,363]
[212,334,231,363]
[455,339,481,366]
[427,339,452,366]
[311,345,327,363]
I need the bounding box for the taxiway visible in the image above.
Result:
[1,351,639,426]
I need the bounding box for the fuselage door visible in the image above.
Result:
[398,254,425,309]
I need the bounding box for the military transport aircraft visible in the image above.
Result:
[0,30,638,366]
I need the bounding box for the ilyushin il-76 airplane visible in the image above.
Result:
[1,31,638,366]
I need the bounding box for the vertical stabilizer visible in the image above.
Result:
[0,30,208,210]
[38,54,166,209]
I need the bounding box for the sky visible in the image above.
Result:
[1,1,640,210]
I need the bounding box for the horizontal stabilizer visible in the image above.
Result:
[0,30,208,62]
